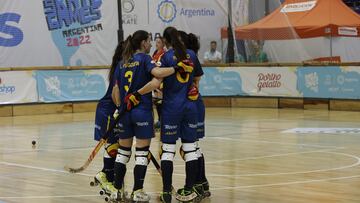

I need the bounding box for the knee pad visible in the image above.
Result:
[180,143,197,162]
[195,141,202,158]
[115,146,132,164]
[104,143,120,158]
[135,146,150,166]
[160,143,176,161]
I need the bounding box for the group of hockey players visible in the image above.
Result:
[93,26,209,203]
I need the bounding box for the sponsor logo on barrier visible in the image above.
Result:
[44,76,61,97]
[257,73,282,91]
[0,13,23,47]
[0,77,16,94]
[305,72,319,93]
[157,0,215,23]
[122,0,137,25]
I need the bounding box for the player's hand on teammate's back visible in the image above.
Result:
[175,59,194,74]
[124,91,141,111]
[187,85,199,101]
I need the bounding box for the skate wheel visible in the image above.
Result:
[90,181,95,187]
[104,196,109,202]
[100,190,105,195]
[195,196,202,202]
[204,191,211,197]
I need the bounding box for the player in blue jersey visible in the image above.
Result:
[110,30,188,202]
[92,41,124,196]
[158,27,202,203]
[179,31,211,199]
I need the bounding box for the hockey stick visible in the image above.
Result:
[149,150,176,193]
[149,151,161,174]
[64,107,125,173]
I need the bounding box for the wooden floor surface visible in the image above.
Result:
[1,107,360,203]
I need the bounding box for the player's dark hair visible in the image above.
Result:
[163,27,187,61]
[188,33,200,55]
[123,30,149,62]
[179,31,200,55]
[108,41,124,82]
[178,30,189,48]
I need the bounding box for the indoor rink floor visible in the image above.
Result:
[1,107,360,203]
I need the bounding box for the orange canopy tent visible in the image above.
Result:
[221,0,360,40]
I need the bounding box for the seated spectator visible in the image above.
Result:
[204,41,222,63]
[249,42,268,63]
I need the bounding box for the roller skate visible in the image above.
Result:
[159,191,172,203]
[90,172,126,202]
[91,172,114,201]
[202,181,211,198]
[175,187,201,203]
[109,186,127,202]
[130,189,150,202]
[193,183,204,200]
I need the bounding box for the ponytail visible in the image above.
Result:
[122,35,134,62]
[108,41,124,82]
[122,30,150,62]
[163,27,187,61]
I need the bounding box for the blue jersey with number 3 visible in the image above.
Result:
[115,53,156,110]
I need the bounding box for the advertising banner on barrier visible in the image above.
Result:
[230,67,301,97]
[0,71,37,104]
[296,66,360,99]
[0,0,118,68]
[200,67,301,97]
[199,67,246,96]
[35,69,108,102]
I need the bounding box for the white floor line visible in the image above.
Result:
[211,174,360,191]
[0,194,100,199]
[209,136,343,149]
[201,151,360,177]
[0,161,93,177]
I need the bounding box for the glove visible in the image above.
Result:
[174,59,194,74]
[187,85,199,101]
[124,91,141,111]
